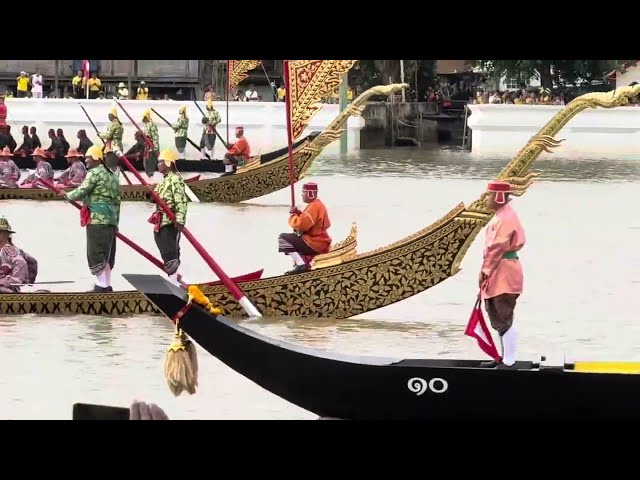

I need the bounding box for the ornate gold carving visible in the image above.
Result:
[286,60,357,140]
[311,222,358,269]
[228,61,262,90]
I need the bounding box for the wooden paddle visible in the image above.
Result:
[113,100,200,203]
[192,100,228,149]
[150,108,210,160]
[117,154,262,318]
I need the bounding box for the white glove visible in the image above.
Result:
[114,149,123,157]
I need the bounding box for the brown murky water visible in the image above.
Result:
[0,147,639,419]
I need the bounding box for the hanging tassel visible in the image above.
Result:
[162,286,222,397]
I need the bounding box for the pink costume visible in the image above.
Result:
[21,148,54,188]
[0,147,20,188]
[0,244,29,293]
[480,202,526,300]
[57,149,87,187]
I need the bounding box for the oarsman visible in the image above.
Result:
[147,148,188,286]
[56,148,87,187]
[46,128,63,157]
[21,148,54,187]
[56,128,70,155]
[172,106,189,160]
[200,99,221,159]
[2,125,17,152]
[30,126,42,149]
[0,218,31,292]
[124,131,146,161]
[76,129,94,155]
[0,147,20,188]
[142,110,160,178]
[15,126,33,155]
[477,180,526,369]
[222,126,250,176]
[61,145,121,292]
[277,182,332,275]
[99,108,124,172]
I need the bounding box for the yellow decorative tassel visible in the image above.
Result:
[163,328,198,397]
[162,286,222,397]
[188,285,223,316]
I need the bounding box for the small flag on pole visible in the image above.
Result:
[82,60,90,99]
[465,296,501,360]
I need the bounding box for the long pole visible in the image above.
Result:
[339,72,348,155]
[226,60,230,145]
[400,60,406,103]
[117,153,262,318]
[283,61,296,208]
[259,61,276,101]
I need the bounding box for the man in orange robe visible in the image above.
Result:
[278,182,331,275]
[222,126,250,176]
[478,180,526,369]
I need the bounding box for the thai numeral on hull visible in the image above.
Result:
[407,377,448,395]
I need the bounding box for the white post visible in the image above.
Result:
[400,60,406,103]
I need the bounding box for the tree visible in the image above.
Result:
[474,60,633,90]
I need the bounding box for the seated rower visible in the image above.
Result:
[20,148,54,188]
[56,148,87,188]
[222,126,250,176]
[0,217,31,293]
[124,131,146,162]
[0,146,20,188]
[278,182,331,275]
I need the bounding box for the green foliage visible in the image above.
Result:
[474,60,633,88]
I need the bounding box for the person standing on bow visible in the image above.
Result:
[0,218,31,292]
[200,99,221,160]
[146,148,188,286]
[278,182,332,275]
[99,108,124,172]
[478,180,526,369]
[56,148,87,188]
[172,106,189,160]
[62,146,121,292]
[142,109,160,178]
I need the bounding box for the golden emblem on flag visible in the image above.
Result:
[285,60,356,141]
[228,60,262,91]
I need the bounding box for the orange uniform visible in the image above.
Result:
[227,136,250,160]
[288,198,332,253]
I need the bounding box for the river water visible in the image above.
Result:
[0,147,639,419]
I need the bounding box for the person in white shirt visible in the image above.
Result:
[244,84,259,101]
[31,71,43,98]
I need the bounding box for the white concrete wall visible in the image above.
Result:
[3,98,365,158]
[616,65,640,89]
[467,104,640,159]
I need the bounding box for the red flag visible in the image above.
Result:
[465,296,501,360]
[82,60,90,80]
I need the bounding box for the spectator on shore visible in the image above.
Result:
[204,84,214,101]
[4,90,13,98]
[116,82,129,100]
[86,72,101,99]
[277,83,286,102]
[16,72,29,98]
[136,81,148,100]
[72,70,85,98]
[98,91,105,100]
[31,70,43,99]
[244,84,258,101]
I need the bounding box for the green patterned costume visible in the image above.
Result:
[153,171,188,275]
[173,114,189,158]
[99,119,124,152]
[200,108,221,155]
[66,164,121,277]
[143,120,160,176]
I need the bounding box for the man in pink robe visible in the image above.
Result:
[0,217,30,293]
[478,180,526,369]
[0,146,20,188]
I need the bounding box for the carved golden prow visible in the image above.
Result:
[467,83,640,214]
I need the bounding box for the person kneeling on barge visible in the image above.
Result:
[56,148,87,188]
[147,148,188,286]
[278,182,331,275]
[20,148,54,188]
[478,180,526,369]
[0,218,35,293]
[0,146,20,188]
[61,146,121,292]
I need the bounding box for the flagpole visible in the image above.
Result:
[226,60,230,145]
